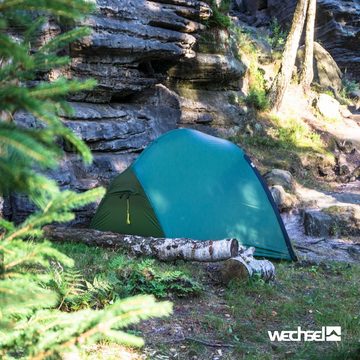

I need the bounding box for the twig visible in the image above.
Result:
[165,335,234,348]
[294,245,322,254]
[309,238,326,245]
[185,336,235,348]
[294,245,312,252]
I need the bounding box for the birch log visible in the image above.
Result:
[44,226,239,262]
[220,247,276,283]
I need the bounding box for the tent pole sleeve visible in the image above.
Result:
[243,154,298,261]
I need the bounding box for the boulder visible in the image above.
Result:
[196,28,229,55]
[336,149,360,182]
[316,93,341,120]
[304,205,360,237]
[64,119,149,152]
[264,169,295,192]
[324,205,360,237]
[339,106,352,118]
[176,88,247,127]
[269,185,297,212]
[303,210,334,237]
[233,0,263,15]
[297,42,342,92]
[68,153,138,188]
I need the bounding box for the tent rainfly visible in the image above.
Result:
[90,129,297,261]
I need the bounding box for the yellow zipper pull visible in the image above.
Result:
[126,197,131,225]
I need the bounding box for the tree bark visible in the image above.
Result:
[44,226,239,262]
[268,0,308,111]
[299,0,316,89]
[220,247,275,283]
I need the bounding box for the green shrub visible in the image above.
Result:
[270,115,325,152]
[204,0,232,29]
[245,65,269,111]
[230,26,257,61]
[341,78,359,99]
[268,18,287,49]
[245,88,269,110]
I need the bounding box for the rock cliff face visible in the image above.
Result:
[6,0,246,223]
[6,0,358,223]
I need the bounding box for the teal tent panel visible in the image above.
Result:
[132,129,296,260]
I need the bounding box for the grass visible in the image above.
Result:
[269,115,325,153]
[223,262,360,359]
[48,242,360,359]
[230,113,335,187]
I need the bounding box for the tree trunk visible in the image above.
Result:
[44,226,239,262]
[299,0,316,89]
[268,0,308,111]
[220,247,276,283]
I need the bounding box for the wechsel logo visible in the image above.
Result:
[268,326,341,342]
[326,326,342,341]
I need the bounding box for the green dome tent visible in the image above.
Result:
[90,129,297,261]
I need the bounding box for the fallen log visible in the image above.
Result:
[43,226,239,262]
[220,247,276,283]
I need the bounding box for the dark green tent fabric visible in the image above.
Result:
[90,167,164,237]
[90,129,297,261]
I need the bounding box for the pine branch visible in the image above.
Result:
[40,26,91,53]
[0,123,58,168]
[0,0,95,19]
[0,3,172,358]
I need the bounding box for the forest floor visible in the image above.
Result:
[52,243,360,360]
[56,84,360,359]
[69,91,360,359]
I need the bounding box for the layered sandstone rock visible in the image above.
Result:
[7,0,249,223]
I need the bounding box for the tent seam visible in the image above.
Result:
[243,154,298,261]
[130,164,167,237]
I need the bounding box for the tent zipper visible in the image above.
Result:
[126,197,131,225]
